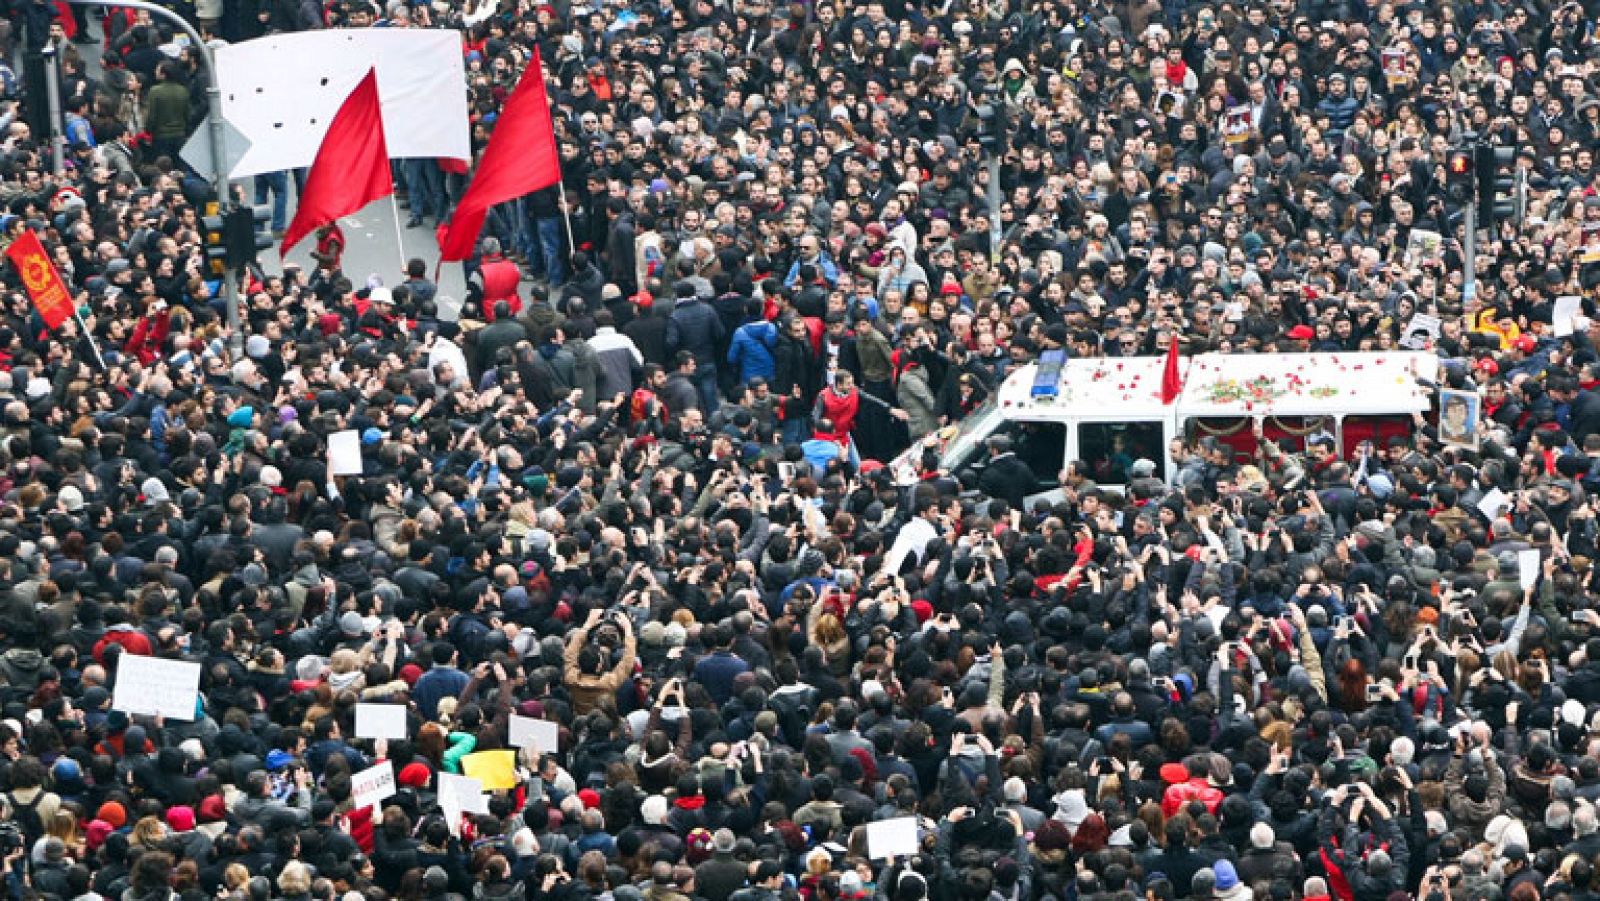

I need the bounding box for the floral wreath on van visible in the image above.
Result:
[1201,375,1340,404]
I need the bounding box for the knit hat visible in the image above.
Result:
[85,819,113,851]
[140,477,169,505]
[167,806,196,832]
[398,762,433,788]
[97,801,127,828]
[198,795,227,823]
[1214,861,1240,891]
[578,788,602,809]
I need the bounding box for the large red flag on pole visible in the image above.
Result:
[1161,334,1183,405]
[436,47,562,262]
[280,68,393,257]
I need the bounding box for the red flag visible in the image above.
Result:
[437,48,562,262]
[281,69,392,257]
[1161,334,1183,405]
[7,230,74,330]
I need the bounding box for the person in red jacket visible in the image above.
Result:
[124,300,169,365]
[92,620,153,666]
[474,238,522,321]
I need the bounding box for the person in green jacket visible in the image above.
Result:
[144,61,191,163]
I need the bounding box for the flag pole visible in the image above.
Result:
[73,308,106,371]
[556,179,576,257]
[388,184,408,275]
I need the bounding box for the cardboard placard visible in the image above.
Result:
[355,703,408,740]
[438,772,488,837]
[509,715,559,753]
[112,655,202,721]
[1476,487,1509,522]
[328,429,363,476]
[461,749,518,790]
[1519,549,1542,590]
[866,817,921,859]
[1555,296,1583,337]
[352,761,396,810]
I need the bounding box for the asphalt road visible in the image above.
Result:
[281,196,470,320]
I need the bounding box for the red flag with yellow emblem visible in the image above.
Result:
[7,229,74,330]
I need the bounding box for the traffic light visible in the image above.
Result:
[201,202,228,277]
[1475,143,1522,231]
[220,206,274,269]
[974,101,1003,153]
[1445,147,1474,205]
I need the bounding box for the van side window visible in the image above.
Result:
[1079,422,1166,484]
[1008,422,1067,487]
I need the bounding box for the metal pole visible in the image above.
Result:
[63,0,240,354]
[1463,201,1477,304]
[555,180,577,257]
[987,153,1001,257]
[41,45,63,177]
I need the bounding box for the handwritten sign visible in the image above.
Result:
[112,655,202,721]
[352,761,396,810]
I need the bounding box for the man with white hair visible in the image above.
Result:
[1236,822,1300,886]
[1458,849,1496,899]
[1568,804,1600,859]
[1003,776,1045,834]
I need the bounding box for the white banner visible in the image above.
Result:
[112,655,202,721]
[216,30,470,179]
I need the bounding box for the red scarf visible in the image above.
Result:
[821,386,860,435]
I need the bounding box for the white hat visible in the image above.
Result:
[260,465,282,488]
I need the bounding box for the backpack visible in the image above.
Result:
[6,791,44,845]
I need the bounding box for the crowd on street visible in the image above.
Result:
[1,0,1600,901]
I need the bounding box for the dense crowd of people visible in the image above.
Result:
[3,0,1600,900]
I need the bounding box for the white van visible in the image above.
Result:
[893,351,1441,504]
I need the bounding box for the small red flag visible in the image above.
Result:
[1161,334,1183,405]
[437,47,563,262]
[281,68,393,257]
[7,230,74,330]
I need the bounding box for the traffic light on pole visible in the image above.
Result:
[1474,143,1519,231]
[201,202,228,277]
[1445,148,1474,204]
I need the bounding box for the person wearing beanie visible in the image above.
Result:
[1212,860,1249,901]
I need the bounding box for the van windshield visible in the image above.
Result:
[941,396,1003,471]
